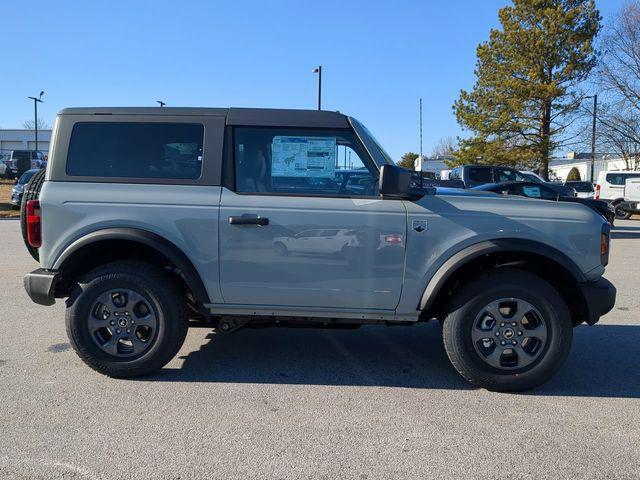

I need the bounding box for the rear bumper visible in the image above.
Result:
[578,277,616,325]
[24,268,61,306]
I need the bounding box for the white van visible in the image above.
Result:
[595,170,640,219]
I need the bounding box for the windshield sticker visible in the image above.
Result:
[271,136,336,178]
[522,186,541,198]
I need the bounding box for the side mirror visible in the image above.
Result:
[379,165,435,200]
[379,164,413,199]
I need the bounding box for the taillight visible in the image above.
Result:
[595,184,601,199]
[601,223,610,266]
[26,200,42,248]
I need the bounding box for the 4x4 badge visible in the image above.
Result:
[412,220,427,233]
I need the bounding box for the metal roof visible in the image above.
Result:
[58,107,350,128]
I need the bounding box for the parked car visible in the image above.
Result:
[449,164,577,197]
[595,170,640,219]
[4,150,46,178]
[22,107,615,392]
[10,169,39,208]
[11,168,40,208]
[472,181,615,224]
[565,181,595,199]
[0,159,11,179]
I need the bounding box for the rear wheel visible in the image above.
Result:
[19,169,46,261]
[65,261,188,378]
[442,269,572,392]
[613,202,632,220]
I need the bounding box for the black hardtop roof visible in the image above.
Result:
[57,107,350,128]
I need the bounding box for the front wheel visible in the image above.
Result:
[66,261,188,378]
[442,269,572,392]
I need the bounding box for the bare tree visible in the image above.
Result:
[596,1,640,169]
[430,137,456,158]
[23,118,51,130]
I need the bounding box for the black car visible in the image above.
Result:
[450,164,576,197]
[473,181,614,224]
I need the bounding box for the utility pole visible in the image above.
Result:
[590,94,597,183]
[418,97,423,172]
[27,91,45,152]
[313,66,322,110]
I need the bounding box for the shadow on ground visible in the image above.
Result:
[145,322,640,398]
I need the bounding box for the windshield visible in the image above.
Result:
[19,170,36,184]
[12,151,30,160]
[349,118,394,166]
[521,172,544,184]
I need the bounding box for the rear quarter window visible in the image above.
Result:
[606,173,640,186]
[66,122,204,179]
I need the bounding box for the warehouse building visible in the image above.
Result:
[0,129,52,158]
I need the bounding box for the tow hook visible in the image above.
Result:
[218,317,247,334]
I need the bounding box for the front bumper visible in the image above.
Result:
[578,277,616,325]
[24,269,61,306]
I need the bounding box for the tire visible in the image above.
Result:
[442,268,572,392]
[613,202,632,220]
[20,169,46,261]
[65,261,188,378]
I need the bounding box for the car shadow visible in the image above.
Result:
[143,323,640,398]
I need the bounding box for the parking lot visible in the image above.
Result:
[0,218,638,480]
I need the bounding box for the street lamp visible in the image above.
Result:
[584,94,598,183]
[27,91,45,153]
[312,66,322,110]
[157,100,166,107]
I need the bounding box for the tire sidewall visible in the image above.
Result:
[444,271,572,391]
[66,267,184,376]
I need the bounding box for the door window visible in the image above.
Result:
[234,128,378,196]
[495,168,526,183]
[467,167,494,184]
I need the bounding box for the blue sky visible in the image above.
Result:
[1,0,627,161]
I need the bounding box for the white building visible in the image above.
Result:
[415,155,452,178]
[549,154,639,182]
[0,129,52,157]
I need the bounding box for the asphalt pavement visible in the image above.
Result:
[0,219,639,479]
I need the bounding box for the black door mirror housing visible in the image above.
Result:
[379,164,435,200]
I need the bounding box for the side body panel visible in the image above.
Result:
[218,188,407,311]
[39,182,224,304]
[396,193,606,316]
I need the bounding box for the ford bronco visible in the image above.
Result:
[22,107,616,391]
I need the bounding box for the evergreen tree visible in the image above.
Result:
[454,0,601,178]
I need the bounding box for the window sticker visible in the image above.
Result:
[523,186,541,198]
[271,136,336,178]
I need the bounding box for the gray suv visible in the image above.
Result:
[22,107,615,391]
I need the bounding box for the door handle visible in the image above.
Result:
[228,215,269,226]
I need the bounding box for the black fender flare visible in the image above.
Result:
[53,227,210,304]
[419,238,587,311]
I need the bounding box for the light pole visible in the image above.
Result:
[312,66,322,110]
[157,100,166,107]
[27,91,45,152]
[584,94,598,183]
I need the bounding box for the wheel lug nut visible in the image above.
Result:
[109,320,115,326]
[495,332,500,336]
[511,322,517,326]
[126,329,131,334]
[500,340,506,346]
[512,340,517,345]
[517,331,523,336]
[500,322,505,327]
[131,320,135,325]
[116,329,121,334]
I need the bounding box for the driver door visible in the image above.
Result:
[218,126,407,311]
